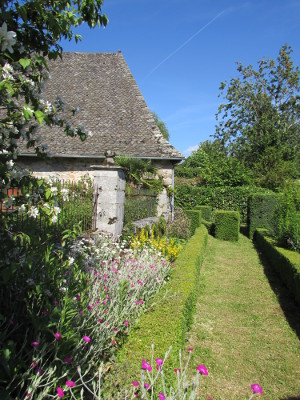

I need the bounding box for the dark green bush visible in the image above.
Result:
[274,183,300,253]
[254,229,300,306]
[175,184,271,223]
[194,205,212,221]
[214,210,240,241]
[116,225,208,385]
[184,210,201,236]
[248,193,278,239]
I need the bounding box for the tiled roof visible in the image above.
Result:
[21,52,184,161]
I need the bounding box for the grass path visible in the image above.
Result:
[185,234,300,400]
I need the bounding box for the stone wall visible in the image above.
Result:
[17,157,175,230]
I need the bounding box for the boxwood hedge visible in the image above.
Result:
[116,225,208,386]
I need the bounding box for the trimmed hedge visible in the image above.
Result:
[184,210,201,235]
[254,229,300,306]
[116,225,208,386]
[214,210,240,241]
[248,193,278,239]
[175,184,272,223]
[194,205,212,221]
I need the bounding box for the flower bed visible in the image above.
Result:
[115,225,208,391]
[5,232,173,399]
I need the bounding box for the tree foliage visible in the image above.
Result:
[214,44,300,189]
[152,111,170,141]
[175,140,252,187]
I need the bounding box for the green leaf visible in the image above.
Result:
[23,104,33,120]
[34,110,45,125]
[19,58,31,70]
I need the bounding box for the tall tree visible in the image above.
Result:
[152,111,170,141]
[175,140,252,187]
[214,44,300,189]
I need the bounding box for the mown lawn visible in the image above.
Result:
[186,233,300,400]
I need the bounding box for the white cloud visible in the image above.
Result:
[183,144,200,156]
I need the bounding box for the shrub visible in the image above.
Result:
[254,229,300,306]
[248,193,278,239]
[165,208,191,240]
[274,182,300,253]
[214,210,240,241]
[194,205,213,221]
[184,210,201,236]
[175,184,271,223]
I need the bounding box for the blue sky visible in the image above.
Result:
[62,0,300,156]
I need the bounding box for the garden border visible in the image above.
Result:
[254,228,300,306]
[116,225,208,385]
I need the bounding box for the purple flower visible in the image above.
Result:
[144,383,150,390]
[31,341,39,347]
[66,380,75,388]
[55,332,62,340]
[158,393,165,400]
[83,335,91,343]
[57,387,64,398]
[76,294,81,301]
[251,384,263,394]
[124,320,129,326]
[132,381,139,387]
[196,364,208,375]
[64,356,72,364]
[174,368,181,374]
[141,359,152,371]
[156,358,163,366]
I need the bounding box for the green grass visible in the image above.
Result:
[185,234,300,400]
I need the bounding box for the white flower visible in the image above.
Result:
[50,186,58,195]
[51,215,58,224]
[28,206,39,219]
[19,204,26,215]
[2,63,14,80]
[0,23,16,53]
[6,160,14,168]
[1,149,8,155]
[68,257,75,266]
[53,206,61,215]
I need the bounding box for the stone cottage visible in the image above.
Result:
[17,51,184,232]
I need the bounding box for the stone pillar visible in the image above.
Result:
[91,166,126,236]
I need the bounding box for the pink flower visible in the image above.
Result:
[139,299,144,304]
[144,383,150,390]
[98,318,104,323]
[124,320,129,326]
[196,364,208,375]
[156,358,163,366]
[251,384,263,394]
[135,301,140,305]
[57,387,64,398]
[132,381,139,387]
[83,335,91,343]
[141,359,152,371]
[66,380,75,388]
[31,341,39,347]
[158,393,165,400]
[64,356,72,364]
[76,294,81,301]
[188,347,193,352]
[111,340,116,345]
[55,332,62,340]
[174,368,181,373]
